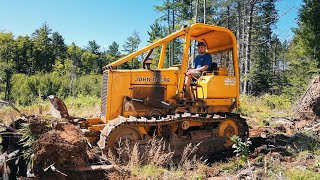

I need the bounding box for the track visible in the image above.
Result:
[98,112,248,157]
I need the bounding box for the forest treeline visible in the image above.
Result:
[0,0,319,105]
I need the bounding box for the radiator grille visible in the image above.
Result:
[101,71,109,117]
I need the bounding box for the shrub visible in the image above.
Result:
[235,95,293,122]
[10,73,102,106]
[262,94,291,110]
[285,169,320,180]
[231,135,252,162]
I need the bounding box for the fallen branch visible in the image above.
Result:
[0,100,27,118]
[303,122,320,132]
[65,165,121,172]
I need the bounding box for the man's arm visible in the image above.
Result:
[194,65,209,71]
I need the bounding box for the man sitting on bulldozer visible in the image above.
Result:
[184,41,212,99]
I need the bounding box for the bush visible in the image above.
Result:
[235,95,293,122]
[285,169,320,180]
[262,94,291,110]
[75,75,102,97]
[10,73,102,106]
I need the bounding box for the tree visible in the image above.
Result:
[67,43,84,74]
[297,0,320,68]
[81,51,100,74]
[146,22,166,68]
[52,31,67,59]
[106,41,121,57]
[147,21,165,43]
[0,32,15,100]
[85,40,101,55]
[122,31,141,69]
[282,0,320,99]
[32,23,54,73]
[105,41,122,64]
[269,37,289,94]
[249,0,277,95]
[14,35,34,74]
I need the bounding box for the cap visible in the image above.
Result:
[197,41,206,46]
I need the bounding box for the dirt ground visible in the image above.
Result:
[206,76,320,179]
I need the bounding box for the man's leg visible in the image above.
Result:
[184,74,192,99]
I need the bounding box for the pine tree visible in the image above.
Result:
[298,0,320,68]
[85,40,101,55]
[0,32,15,100]
[52,31,67,59]
[32,23,54,73]
[249,0,277,94]
[122,31,141,69]
[14,35,34,74]
[283,0,320,99]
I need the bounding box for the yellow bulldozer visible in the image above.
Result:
[49,23,248,156]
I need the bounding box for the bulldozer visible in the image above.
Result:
[50,23,248,156]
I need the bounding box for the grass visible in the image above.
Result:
[235,94,293,126]
[219,159,245,174]
[285,169,320,180]
[0,95,100,124]
[108,137,208,179]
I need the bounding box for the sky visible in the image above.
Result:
[274,0,303,42]
[0,0,303,51]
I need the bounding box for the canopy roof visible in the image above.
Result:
[183,24,236,53]
[105,23,237,69]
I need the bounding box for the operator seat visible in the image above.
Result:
[190,62,218,99]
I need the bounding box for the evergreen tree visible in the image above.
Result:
[14,35,34,74]
[32,23,54,73]
[0,32,15,100]
[52,31,67,59]
[66,43,84,75]
[297,0,320,68]
[122,31,141,69]
[105,41,122,64]
[85,40,101,55]
[283,0,320,99]
[147,21,165,43]
[147,22,166,68]
[249,0,277,95]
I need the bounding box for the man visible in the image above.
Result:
[184,41,212,99]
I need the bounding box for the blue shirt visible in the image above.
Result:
[194,53,212,71]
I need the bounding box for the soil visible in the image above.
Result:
[28,115,56,135]
[33,122,90,177]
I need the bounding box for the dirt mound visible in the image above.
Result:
[33,122,90,176]
[293,76,320,134]
[28,115,56,135]
[296,76,320,119]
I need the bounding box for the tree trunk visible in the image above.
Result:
[172,0,175,65]
[243,1,254,95]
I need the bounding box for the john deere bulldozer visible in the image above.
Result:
[50,23,248,156]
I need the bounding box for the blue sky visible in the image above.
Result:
[0,0,302,51]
